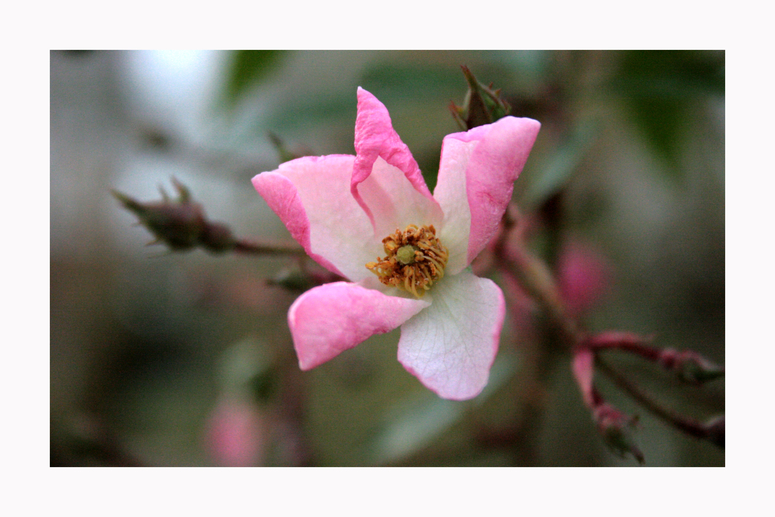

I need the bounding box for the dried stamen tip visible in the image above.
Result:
[366,224,449,298]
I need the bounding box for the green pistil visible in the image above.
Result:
[396,245,417,265]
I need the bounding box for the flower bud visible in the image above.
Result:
[557,241,611,317]
[659,349,725,384]
[113,178,236,254]
[450,65,512,130]
[594,404,645,465]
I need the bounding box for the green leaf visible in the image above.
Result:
[221,50,286,109]
[360,62,465,102]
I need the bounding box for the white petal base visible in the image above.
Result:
[397,269,506,400]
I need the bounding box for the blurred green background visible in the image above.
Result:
[50,50,724,467]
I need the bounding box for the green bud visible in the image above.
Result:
[677,355,725,384]
[450,65,512,130]
[113,178,236,254]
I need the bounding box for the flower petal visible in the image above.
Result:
[288,281,430,370]
[352,87,443,236]
[252,155,379,283]
[434,116,540,273]
[397,270,506,400]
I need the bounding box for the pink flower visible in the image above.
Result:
[252,88,540,400]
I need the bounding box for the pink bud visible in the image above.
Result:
[204,397,265,467]
[557,241,611,316]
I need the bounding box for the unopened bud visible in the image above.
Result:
[450,65,512,130]
[113,178,236,254]
[594,404,645,465]
[571,348,595,408]
[200,221,237,253]
[659,349,725,384]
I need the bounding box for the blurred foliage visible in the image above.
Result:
[607,50,725,180]
[51,50,724,467]
[366,353,518,465]
[522,122,598,210]
[221,50,286,110]
[361,62,464,100]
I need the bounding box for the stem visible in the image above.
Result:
[492,206,724,457]
[585,332,725,384]
[233,238,306,256]
[492,208,581,348]
[595,356,718,444]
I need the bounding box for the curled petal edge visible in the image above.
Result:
[352,87,443,234]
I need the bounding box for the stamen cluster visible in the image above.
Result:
[366,224,449,298]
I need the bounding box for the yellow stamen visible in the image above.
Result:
[365,224,449,298]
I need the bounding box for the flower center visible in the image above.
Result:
[366,224,449,298]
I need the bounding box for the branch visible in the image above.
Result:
[595,356,724,448]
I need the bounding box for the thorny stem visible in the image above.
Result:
[595,356,719,444]
[490,205,724,458]
[584,331,725,383]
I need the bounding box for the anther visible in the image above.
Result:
[365,224,449,298]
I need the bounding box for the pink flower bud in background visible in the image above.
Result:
[204,396,265,467]
[557,240,611,317]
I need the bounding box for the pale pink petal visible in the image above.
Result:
[397,270,506,400]
[288,281,430,370]
[434,117,540,274]
[252,155,379,283]
[352,88,443,236]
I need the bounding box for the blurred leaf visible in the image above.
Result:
[490,50,552,93]
[608,50,724,181]
[222,50,286,109]
[366,352,518,465]
[627,97,687,180]
[523,121,598,209]
[613,50,724,99]
[360,62,466,103]
[264,92,355,133]
[216,336,271,394]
